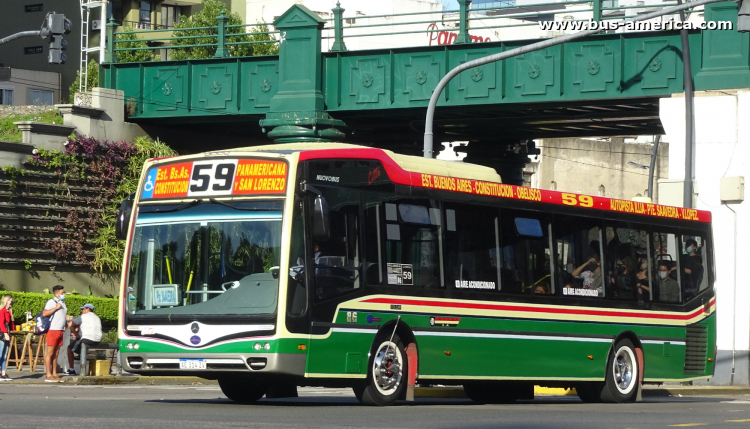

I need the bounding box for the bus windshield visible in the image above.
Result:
[125,200,283,317]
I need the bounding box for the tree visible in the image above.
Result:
[115,27,157,63]
[170,0,278,60]
[68,59,99,103]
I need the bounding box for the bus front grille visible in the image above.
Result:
[684,324,708,374]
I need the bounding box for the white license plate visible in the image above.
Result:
[179,359,206,370]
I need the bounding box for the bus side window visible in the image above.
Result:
[382,199,443,288]
[444,204,500,293]
[312,186,362,302]
[556,218,604,298]
[604,224,649,301]
[363,193,384,286]
[652,231,681,303]
[680,234,706,302]
[499,211,552,295]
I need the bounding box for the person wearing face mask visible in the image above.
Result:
[682,239,704,296]
[571,253,603,296]
[42,285,68,383]
[0,294,15,381]
[657,261,679,303]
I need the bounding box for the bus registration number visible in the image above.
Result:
[179,359,206,370]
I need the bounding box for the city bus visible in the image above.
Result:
[116,143,715,406]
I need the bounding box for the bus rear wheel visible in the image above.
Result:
[601,339,640,403]
[218,376,267,404]
[354,334,407,406]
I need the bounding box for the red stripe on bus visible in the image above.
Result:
[362,297,714,322]
[298,148,711,222]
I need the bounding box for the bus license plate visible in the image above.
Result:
[179,359,206,370]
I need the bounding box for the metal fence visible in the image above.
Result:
[103,0,707,62]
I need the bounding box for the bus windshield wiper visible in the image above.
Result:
[209,198,278,211]
[152,199,203,213]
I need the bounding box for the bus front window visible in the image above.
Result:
[126,200,283,317]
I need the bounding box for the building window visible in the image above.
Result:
[139,1,152,28]
[30,90,54,105]
[161,5,181,28]
[24,46,43,55]
[25,4,44,12]
[107,0,123,22]
[0,89,14,106]
[344,18,356,25]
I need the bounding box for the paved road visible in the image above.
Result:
[1,384,750,428]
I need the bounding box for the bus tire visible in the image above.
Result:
[356,333,407,406]
[574,382,604,403]
[218,376,267,404]
[601,339,640,403]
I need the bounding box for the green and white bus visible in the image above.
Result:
[117,143,715,405]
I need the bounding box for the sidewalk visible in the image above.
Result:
[3,369,750,397]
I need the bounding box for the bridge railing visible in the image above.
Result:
[322,0,706,51]
[104,11,280,63]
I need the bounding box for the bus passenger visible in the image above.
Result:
[657,261,680,303]
[571,254,603,295]
[612,256,637,300]
[534,282,550,295]
[682,239,704,296]
[636,262,650,302]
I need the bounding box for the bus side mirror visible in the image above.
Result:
[312,194,330,240]
[115,195,134,240]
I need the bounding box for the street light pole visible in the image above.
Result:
[423,0,723,159]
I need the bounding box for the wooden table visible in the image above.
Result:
[7,331,46,372]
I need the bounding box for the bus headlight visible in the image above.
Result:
[263,343,271,351]
[134,343,140,350]
[254,343,262,351]
[126,343,133,350]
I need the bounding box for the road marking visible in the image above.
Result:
[725,419,750,422]
[669,424,707,427]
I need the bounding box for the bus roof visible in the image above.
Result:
[269,143,710,223]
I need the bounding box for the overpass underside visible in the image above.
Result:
[101,2,748,181]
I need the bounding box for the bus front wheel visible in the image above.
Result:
[218,376,267,404]
[354,334,408,406]
[601,339,640,403]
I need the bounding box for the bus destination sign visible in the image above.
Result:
[416,172,708,222]
[141,159,287,199]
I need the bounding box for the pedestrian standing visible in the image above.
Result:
[43,285,68,383]
[0,294,14,381]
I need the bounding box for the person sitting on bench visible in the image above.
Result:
[66,303,102,375]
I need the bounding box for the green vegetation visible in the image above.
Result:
[115,27,157,63]
[68,59,100,103]
[0,109,62,142]
[0,290,119,324]
[170,0,278,59]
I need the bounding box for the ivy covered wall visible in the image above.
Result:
[0,134,177,295]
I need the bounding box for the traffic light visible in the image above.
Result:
[45,13,72,64]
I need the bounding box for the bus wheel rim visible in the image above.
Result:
[614,346,636,394]
[373,341,402,395]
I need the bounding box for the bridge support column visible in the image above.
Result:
[660,91,750,386]
[462,141,539,186]
[260,5,346,143]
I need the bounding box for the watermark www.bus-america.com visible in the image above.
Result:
[539,19,733,31]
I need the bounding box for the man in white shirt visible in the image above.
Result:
[66,303,103,375]
[42,285,67,382]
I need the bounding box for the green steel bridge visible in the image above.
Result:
[100,1,750,181]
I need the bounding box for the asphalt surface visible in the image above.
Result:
[1,384,750,428]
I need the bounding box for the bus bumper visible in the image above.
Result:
[121,352,306,377]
